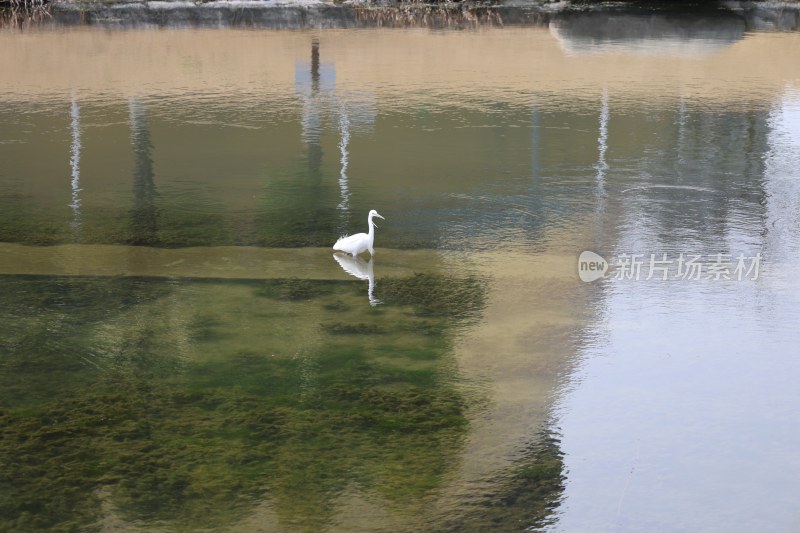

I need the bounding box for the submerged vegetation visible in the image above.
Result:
[379,273,486,320]
[0,272,490,531]
[439,429,566,531]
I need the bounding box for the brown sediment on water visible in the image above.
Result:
[2,25,799,106]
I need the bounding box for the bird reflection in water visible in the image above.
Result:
[333,252,382,307]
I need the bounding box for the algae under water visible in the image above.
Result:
[0,274,489,531]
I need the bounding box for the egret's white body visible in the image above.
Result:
[333,210,384,257]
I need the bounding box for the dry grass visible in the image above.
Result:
[354,4,505,28]
[1,4,50,30]
[6,0,47,8]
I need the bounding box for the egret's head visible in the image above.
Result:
[368,209,384,228]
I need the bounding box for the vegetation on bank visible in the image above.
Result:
[0,0,502,7]
[3,0,45,10]
[3,0,799,7]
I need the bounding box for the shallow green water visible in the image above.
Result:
[2,13,800,532]
[0,275,489,531]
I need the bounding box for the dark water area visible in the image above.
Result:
[1,9,800,532]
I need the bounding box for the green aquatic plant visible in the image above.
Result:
[322,298,352,312]
[378,272,486,319]
[0,353,468,530]
[0,277,175,404]
[151,208,233,248]
[437,429,566,532]
[254,278,338,301]
[0,272,486,531]
[0,196,70,246]
[321,321,387,335]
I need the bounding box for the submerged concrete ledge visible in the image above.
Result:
[0,243,454,280]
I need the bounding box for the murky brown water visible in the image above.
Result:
[1,14,800,532]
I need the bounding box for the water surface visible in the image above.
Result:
[1,14,800,532]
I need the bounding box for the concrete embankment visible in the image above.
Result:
[3,0,799,31]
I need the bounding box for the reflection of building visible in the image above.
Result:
[294,37,376,231]
[606,104,769,255]
[764,89,800,264]
[549,11,746,56]
[528,82,774,257]
[551,81,796,533]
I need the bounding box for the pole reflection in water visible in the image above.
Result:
[69,97,81,238]
[287,36,337,244]
[531,95,541,181]
[677,95,688,172]
[296,37,327,179]
[311,36,319,92]
[128,97,159,245]
[592,87,610,248]
[764,89,800,265]
[595,88,609,192]
[334,92,375,233]
[338,105,351,215]
[294,36,376,238]
[308,37,323,177]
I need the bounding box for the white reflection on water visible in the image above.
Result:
[592,88,610,244]
[531,94,541,180]
[294,36,376,233]
[552,89,800,532]
[336,93,376,222]
[69,97,81,236]
[765,89,800,267]
[338,105,351,213]
[332,252,381,306]
[595,87,609,189]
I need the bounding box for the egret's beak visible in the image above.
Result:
[373,213,385,228]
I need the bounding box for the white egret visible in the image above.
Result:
[333,209,384,257]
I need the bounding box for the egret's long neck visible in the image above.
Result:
[367,215,375,238]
